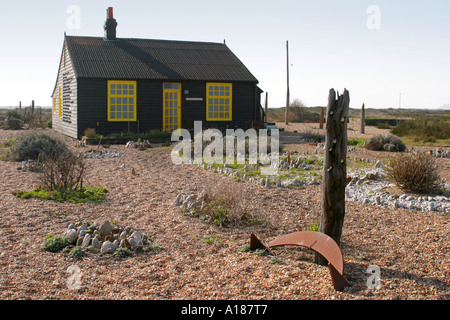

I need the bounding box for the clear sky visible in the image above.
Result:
[0,0,449,109]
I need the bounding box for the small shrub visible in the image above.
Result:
[385,152,443,194]
[268,257,285,265]
[364,134,406,152]
[42,235,69,253]
[239,244,251,252]
[6,110,22,121]
[84,128,98,139]
[376,122,391,129]
[7,132,69,161]
[68,246,85,259]
[40,151,86,192]
[113,247,132,259]
[255,248,268,256]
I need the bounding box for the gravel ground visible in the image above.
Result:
[0,124,449,300]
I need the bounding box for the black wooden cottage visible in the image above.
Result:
[51,7,264,139]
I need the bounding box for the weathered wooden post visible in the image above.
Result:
[264,92,268,123]
[31,100,35,118]
[285,40,290,125]
[317,88,350,266]
[319,107,324,129]
[360,103,365,134]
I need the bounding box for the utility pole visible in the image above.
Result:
[285,40,290,125]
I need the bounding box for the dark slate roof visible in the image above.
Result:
[65,36,258,82]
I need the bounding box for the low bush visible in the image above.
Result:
[385,152,443,194]
[68,246,85,259]
[42,235,69,253]
[391,118,450,142]
[40,151,86,192]
[364,134,406,152]
[193,182,266,228]
[6,132,69,162]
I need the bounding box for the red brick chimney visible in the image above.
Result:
[104,7,118,41]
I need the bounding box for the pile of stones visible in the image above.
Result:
[345,167,450,213]
[62,220,151,255]
[83,150,125,159]
[426,147,450,158]
[20,159,40,172]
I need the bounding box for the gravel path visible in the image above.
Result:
[0,127,449,300]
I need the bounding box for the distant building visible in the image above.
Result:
[51,7,264,139]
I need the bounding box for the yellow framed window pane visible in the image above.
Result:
[108,80,137,122]
[206,83,232,121]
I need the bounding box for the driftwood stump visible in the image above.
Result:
[317,89,350,266]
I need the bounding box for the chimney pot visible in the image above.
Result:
[107,7,114,19]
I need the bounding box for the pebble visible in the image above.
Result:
[100,241,117,255]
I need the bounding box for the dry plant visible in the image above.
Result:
[40,151,87,192]
[385,152,443,194]
[197,181,266,227]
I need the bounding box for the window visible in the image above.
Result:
[108,80,137,122]
[53,97,56,113]
[206,83,232,121]
[59,87,62,118]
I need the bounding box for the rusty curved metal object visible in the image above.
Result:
[250,232,350,291]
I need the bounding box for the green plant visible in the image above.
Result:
[347,138,367,147]
[376,122,391,129]
[14,186,109,204]
[385,152,443,194]
[392,118,450,142]
[268,257,285,265]
[364,134,406,152]
[202,234,223,245]
[6,110,22,121]
[68,246,85,259]
[113,247,132,258]
[254,248,268,256]
[42,235,69,253]
[6,132,70,162]
[239,244,251,252]
[307,223,319,232]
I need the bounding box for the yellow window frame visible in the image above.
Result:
[58,87,62,118]
[206,83,232,121]
[163,83,181,133]
[53,97,56,113]
[108,80,137,122]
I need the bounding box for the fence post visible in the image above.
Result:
[319,107,324,129]
[317,88,350,266]
[361,103,365,134]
